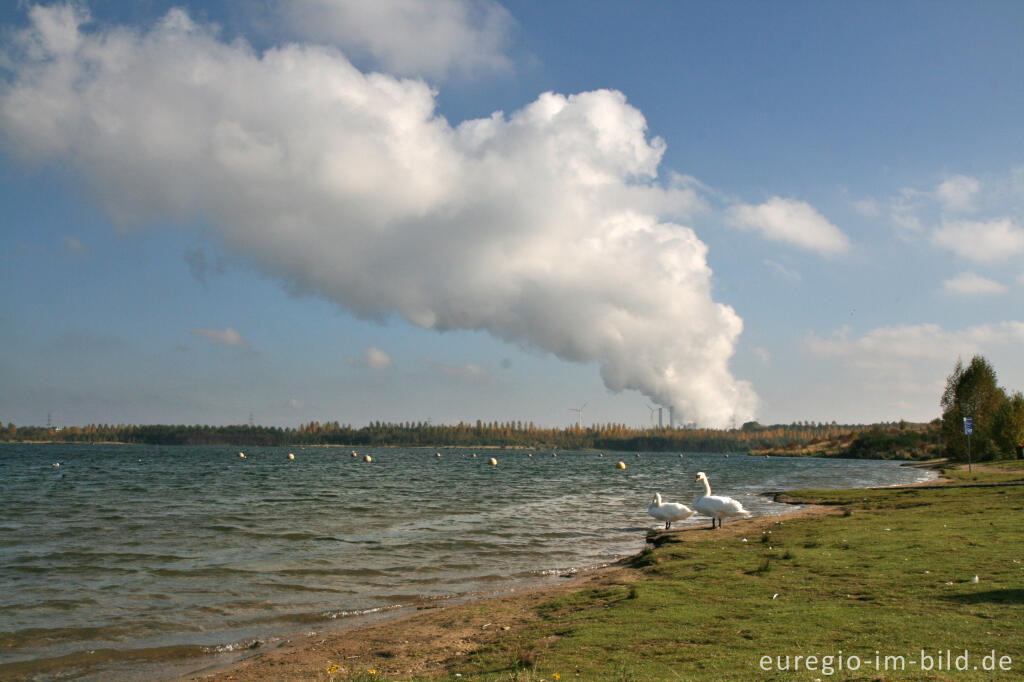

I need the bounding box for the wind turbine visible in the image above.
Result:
[569,402,587,429]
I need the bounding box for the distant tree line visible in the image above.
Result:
[940,355,1024,461]
[7,356,1019,460]
[1,418,891,452]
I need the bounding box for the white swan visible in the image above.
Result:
[693,472,750,529]
[647,493,695,529]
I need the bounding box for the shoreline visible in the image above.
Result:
[184,463,946,681]
[188,463,1024,682]
[182,561,642,681]
[180,500,847,682]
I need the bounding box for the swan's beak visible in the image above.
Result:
[694,476,700,482]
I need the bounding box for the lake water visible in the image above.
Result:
[0,443,934,680]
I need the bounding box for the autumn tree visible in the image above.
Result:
[940,356,1006,461]
[993,392,1024,459]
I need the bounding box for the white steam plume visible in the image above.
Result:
[0,6,757,426]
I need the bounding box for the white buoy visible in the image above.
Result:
[52,462,60,467]
[288,453,295,460]
[489,457,498,466]
[598,453,604,457]
[238,452,246,459]
[351,451,358,458]
[616,461,627,470]
[552,452,557,458]
[364,454,372,463]
[436,452,442,458]
[527,453,533,458]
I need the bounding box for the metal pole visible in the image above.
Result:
[963,416,973,474]
[967,432,972,474]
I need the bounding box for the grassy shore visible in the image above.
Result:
[195,461,1024,681]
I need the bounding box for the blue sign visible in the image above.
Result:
[963,417,973,435]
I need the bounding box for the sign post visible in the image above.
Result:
[963,417,973,473]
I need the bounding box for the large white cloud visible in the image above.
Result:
[0,5,757,427]
[280,0,515,80]
[727,197,850,255]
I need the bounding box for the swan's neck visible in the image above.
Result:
[700,477,712,497]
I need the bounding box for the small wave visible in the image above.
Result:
[0,597,100,613]
[313,535,382,544]
[202,524,320,541]
[203,638,271,654]
[251,582,346,594]
[322,604,404,620]
[276,567,390,578]
[151,566,257,578]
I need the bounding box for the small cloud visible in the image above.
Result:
[942,272,1007,296]
[62,235,86,253]
[366,347,393,369]
[932,218,1024,263]
[350,346,393,370]
[434,362,489,381]
[190,327,248,347]
[935,174,981,212]
[728,197,850,255]
[851,198,880,218]
[812,322,1024,362]
[751,346,771,365]
[763,259,802,282]
[888,188,927,238]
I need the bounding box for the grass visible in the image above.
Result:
[445,469,1024,681]
[940,458,1024,485]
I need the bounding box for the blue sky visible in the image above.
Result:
[1,1,1022,429]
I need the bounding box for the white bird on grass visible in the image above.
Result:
[693,472,750,529]
[647,493,695,530]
